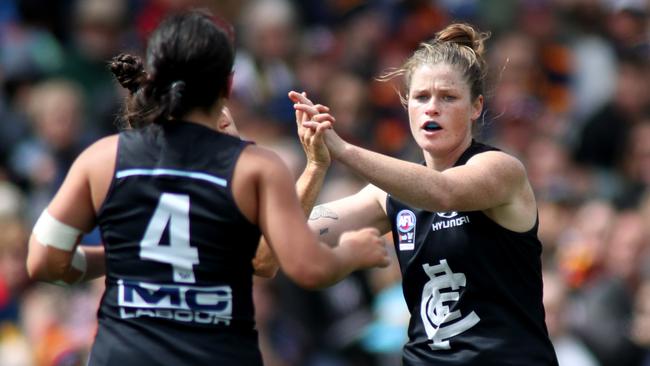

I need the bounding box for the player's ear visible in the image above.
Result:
[471,95,483,121]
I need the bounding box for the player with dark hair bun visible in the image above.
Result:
[26,9,389,365]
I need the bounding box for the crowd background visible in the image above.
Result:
[0,0,649,365]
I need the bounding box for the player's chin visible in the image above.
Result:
[415,137,441,152]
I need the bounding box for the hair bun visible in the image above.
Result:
[435,23,489,57]
[109,53,148,93]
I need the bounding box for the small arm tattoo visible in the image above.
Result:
[309,205,339,221]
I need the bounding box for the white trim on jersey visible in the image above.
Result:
[116,168,227,187]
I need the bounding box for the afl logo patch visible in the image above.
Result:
[397,210,416,232]
[396,210,416,251]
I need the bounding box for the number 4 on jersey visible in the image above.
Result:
[140,193,199,283]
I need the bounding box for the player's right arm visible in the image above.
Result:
[26,136,116,285]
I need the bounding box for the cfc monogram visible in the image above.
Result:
[420,259,480,350]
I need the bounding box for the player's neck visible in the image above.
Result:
[181,101,226,132]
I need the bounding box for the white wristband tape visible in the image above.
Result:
[71,246,88,275]
[51,247,87,287]
[33,209,82,251]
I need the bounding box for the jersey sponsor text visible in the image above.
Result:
[431,215,470,232]
[118,279,232,325]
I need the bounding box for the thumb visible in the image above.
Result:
[315,121,333,132]
[312,121,331,143]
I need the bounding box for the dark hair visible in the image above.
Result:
[380,23,490,105]
[109,10,234,128]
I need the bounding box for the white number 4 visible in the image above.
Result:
[140,193,199,283]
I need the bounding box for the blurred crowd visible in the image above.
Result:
[0,0,649,365]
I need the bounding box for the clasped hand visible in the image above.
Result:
[288,90,346,161]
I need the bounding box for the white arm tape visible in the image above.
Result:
[33,209,82,251]
[52,247,88,287]
[71,246,88,275]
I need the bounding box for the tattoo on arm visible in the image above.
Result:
[309,206,339,221]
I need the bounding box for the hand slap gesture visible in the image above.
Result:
[288,91,335,167]
[289,91,348,159]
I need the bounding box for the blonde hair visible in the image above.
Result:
[380,23,490,105]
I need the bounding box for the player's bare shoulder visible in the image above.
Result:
[468,149,525,171]
[466,151,529,194]
[78,135,120,170]
[471,150,536,232]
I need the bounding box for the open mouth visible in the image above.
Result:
[422,121,442,132]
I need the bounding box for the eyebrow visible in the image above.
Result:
[411,86,459,93]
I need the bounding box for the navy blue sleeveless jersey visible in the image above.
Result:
[89,122,263,366]
[386,140,558,366]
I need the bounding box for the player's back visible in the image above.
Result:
[89,121,263,366]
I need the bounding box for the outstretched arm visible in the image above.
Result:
[328,141,527,214]
[294,95,536,233]
[248,146,390,289]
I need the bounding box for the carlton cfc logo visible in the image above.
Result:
[397,210,416,233]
